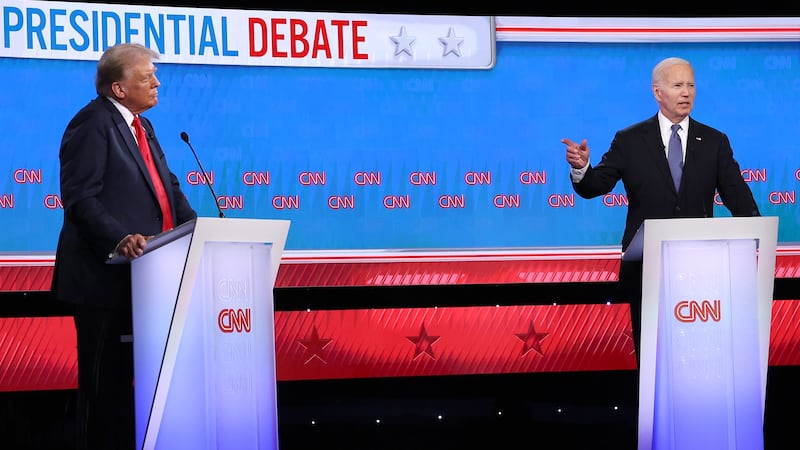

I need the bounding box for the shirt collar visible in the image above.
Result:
[107,96,136,127]
[657,111,689,136]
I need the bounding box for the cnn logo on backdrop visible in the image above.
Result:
[674,300,721,323]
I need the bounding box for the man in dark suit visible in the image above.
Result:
[561,56,759,357]
[51,43,197,450]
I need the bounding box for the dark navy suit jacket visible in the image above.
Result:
[52,96,196,307]
[572,114,760,252]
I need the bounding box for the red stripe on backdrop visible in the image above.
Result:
[495,27,800,34]
[3,253,800,290]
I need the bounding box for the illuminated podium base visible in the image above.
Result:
[126,217,290,450]
[627,217,778,450]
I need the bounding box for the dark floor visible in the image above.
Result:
[2,366,797,450]
[4,279,799,450]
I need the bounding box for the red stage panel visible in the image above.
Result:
[275,304,637,381]
[767,300,800,366]
[3,301,800,392]
[0,316,77,392]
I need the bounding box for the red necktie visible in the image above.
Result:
[132,115,174,232]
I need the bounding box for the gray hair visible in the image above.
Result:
[95,43,160,96]
[652,57,692,87]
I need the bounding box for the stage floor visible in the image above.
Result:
[2,366,797,450]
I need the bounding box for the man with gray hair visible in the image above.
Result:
[52,43,197,449]
[560,56,759,361]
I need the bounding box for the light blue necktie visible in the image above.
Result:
[667,124,682,190]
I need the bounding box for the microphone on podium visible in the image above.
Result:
[180,131,225,218]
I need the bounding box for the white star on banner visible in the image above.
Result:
[390,26,416,57]
[438,27,464,57]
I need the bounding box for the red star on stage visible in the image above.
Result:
[407,323,440,360]
[515,321,548,357]
[298,325,333,365]
[622,327,636,355]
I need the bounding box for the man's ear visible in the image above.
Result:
[111,82,125,99]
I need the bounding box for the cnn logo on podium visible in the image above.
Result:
[674,300,721,323]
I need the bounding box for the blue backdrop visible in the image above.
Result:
[0,40,797,252]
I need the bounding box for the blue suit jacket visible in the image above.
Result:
[572,114,760,251]
[52,96,197,307]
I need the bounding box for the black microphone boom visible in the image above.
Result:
[180,131,225,218]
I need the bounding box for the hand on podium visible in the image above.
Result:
[110,233,154,260]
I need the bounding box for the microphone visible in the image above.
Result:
[180,131,224,218]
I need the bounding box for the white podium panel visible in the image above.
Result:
[128,218,290,450]
[654,240,761,449]
[635,217,778,450]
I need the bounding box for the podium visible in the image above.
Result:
[623,217,778,450]
[118,217,290,450]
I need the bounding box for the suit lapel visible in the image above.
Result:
[684,118,702,173]
[103,98,162,201]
